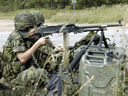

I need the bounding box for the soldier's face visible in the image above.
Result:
[29,25,37,36]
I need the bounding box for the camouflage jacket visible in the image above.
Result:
[2,31,57,81]
[3,31,31,81]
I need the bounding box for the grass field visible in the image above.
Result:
[0,4,127,24]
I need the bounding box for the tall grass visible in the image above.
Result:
[0,8,59,20]
[49,4,128,24]
[0,4,127,24]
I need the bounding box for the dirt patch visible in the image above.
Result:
[0,19,14,32]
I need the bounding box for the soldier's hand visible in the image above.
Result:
[58,47,63,52]
[57,47,63,52]
[37,36,49,45]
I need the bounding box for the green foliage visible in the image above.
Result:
[49,4,127,23]
[0,0,128,11]
[0,4,127,23]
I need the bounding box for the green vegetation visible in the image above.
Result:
[49,4,127,23]
[0,0,127,23]
[0,0,127,11]
[0,9,59,20]
[0,4,127,24]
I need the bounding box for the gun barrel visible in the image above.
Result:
[45,75,58,89]
[107,23,122,27]
[65,50,85,72]
[77,23,122,29]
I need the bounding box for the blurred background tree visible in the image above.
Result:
[0,0,128,12]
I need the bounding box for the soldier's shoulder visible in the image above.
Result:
[9,30,22,40]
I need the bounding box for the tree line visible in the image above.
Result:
[0,0,128,12]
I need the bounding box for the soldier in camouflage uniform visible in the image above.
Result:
[2,11,62,89]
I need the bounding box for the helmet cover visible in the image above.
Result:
[14,11,36,38]
[30,10,45,25]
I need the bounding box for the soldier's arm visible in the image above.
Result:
[16,36,48,63]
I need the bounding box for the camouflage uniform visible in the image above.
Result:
[30,10,69,74]
[30,10,62,71]
[3,30,52,86]
[2,11,60,87]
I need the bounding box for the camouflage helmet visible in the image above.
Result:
[14,11,36,31]
[30,10,45,26]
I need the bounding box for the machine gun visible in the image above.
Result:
[34,20,122,50]
[42,21,122,96]
[34,20,122,37]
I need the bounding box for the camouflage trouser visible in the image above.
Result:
[11,66,51,87]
